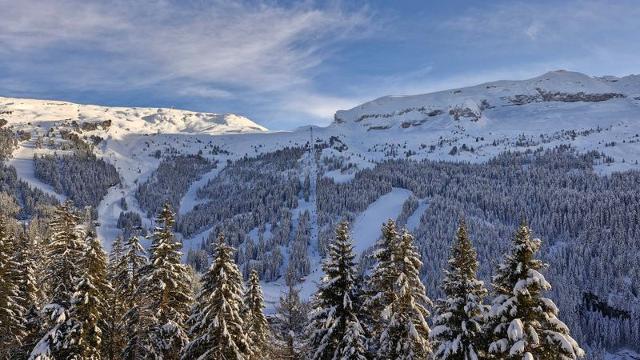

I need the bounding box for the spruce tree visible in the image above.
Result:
[0,214,27,358]
[487,222,584,359]
[431,220,488,360]
[140,203,193,359]
[274,270,307,360]
[307,221,367,360]
[243,269,271,358]
[181,233,250,360]
[45,201,85,307]
[64,231,112,359]
[377,229,432,360]
[121,235,150,360]
[30,202,86,359]
[15,228,46,357]
[103,236,127,359]
[363,219,399,346]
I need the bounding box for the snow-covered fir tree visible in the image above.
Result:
[181,233,250,360]
[363,219,399,348]
[487,222,584,359]
[45,201,86,307]
[243,269,271,358]
[377,229,432,360]
[273,270,308,360]
[431,219,488,360]
[103,235,127,359]
[0,214,27,358]
[139,203,193,359]
[307,221,367,360]
[30,202,87,360]
[121,234,150,360]
[15,228,46,357]
[63,230,112,359]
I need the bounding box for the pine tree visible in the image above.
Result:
[377,229,432,360]
[243,269,271,358]
[181,233,250,360]
[103,236,127,359]
[431,220,488,360]
[307,221,367,360]
[273,270,308,360]
[64,230,112,359]
[15,228,46,357]
[30,202,86,360]
[140,203,193,359]
[45,201,85,307]
[363,219,399,346]
[487,222,584,359]
[121,235,150,360]
[0,214,27,358]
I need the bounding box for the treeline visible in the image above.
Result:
[0,197,588,359]
[135,154,215,217]
[33,153,120,209]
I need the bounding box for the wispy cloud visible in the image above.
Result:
[0,0,372,123]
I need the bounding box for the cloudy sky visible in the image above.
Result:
[1,0,639,129]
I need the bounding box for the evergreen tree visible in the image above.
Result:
[487,222,584,359]
[243,269,271,358]
[45,201,85,307]
[121,235,150,360]
[15,228,46,357]
[431,220,488,360]
[377,229,432,360]
[273,270,308,360]
[30,202,86,359]
[181,233,250,360]
[103,236,127,359]
[64,231,112,359]
[140,203,193,359]
[0,214,26,358]
[307,221,367,360]
[363,219,399,347]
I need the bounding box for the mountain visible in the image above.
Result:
[0,96,268,136]
[2,70,640,357]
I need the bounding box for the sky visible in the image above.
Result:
[1,0,640,130]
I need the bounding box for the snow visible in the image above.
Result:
[405,200,428,231]
[7,139,66,201]
[179,165,225,215]
[605,350,640,360]
[351,188,412,257]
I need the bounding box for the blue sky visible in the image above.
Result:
[1,0,639,130]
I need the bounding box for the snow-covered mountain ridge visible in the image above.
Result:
[334,70,640,129]
[0,96,268,136]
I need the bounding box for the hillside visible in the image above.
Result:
[1,71,640,358]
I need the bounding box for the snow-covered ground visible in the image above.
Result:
[606,349,640,360]
[351,187,412,257]
[7,139,66,202]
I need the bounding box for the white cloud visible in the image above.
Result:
[0,0,371,102]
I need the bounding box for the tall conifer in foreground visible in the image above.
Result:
[377,229,432,360]
[140,203,193,359]
[30,202,86,359]
[487,222,584,359]
[0,214,26,358]
[307,221,367,360]
[103,236,127,359]
[243,269,271,358]
[64,230,112,359]
[363,219,400,350]
[121,235,150,360]
[181,233,250,360]
[273,270,307,360]
[431,219,488,360]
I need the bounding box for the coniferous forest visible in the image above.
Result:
[0,196,587,359]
